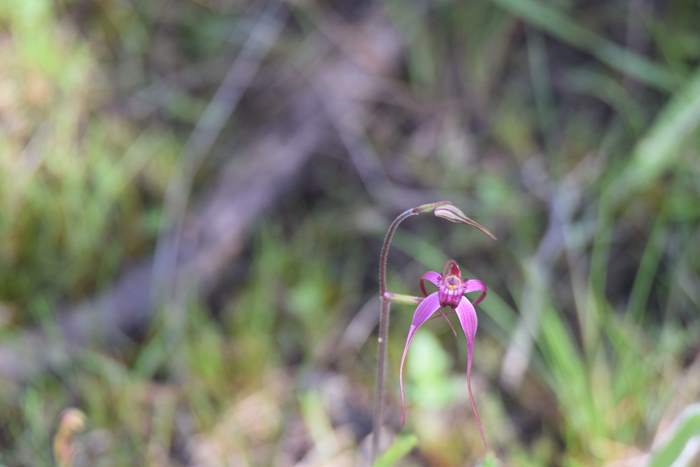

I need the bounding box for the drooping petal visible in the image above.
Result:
[454,297,489,449]
[399,292,442,424]
[454,297,477,374]
[419,271,441,296]
[463,278,488,305]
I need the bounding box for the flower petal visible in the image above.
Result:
[455,297,478,373]
[419,271,441,296]
[464,278,488,305]
[399,292,442,424]
[455,297,488,448]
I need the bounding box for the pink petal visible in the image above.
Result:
[455,297,478,373]
[419,271,441,296]
[399,292,442,424]
[455,297,488,448]
[464,278,488,305]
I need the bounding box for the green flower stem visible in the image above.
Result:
[384,292,422,305]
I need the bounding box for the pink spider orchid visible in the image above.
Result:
[399,259,488,446]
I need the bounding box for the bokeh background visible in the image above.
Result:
[1,0,700,466]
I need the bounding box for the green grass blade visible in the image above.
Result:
[479,453,501,467]
[490,0,678,91]
[626,215,666,322]
[610,66,700,205]
[649,404,700,467]
[373,434,418,467]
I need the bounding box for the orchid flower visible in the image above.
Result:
[399,259,489,447]
[370,201,495,462]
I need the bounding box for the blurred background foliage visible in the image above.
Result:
[1,0,700,466]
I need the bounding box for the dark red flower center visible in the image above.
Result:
[439,274,464,307]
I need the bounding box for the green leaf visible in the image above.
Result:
[610,66,700,205]
[479,453,501,467]
[649,404,700,467]
[373,434,418,467]
[490,0,678,91]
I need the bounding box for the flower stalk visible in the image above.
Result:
[383,292,422,305]
[372,207,418,463]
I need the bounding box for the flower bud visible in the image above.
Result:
[413,201,448,214]
[434,203,497,240]
[53,408,86,467]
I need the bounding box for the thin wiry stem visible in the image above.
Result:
[371,208,416,463]
[378,209,418,296]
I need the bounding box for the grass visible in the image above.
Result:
[0,0,177,326]
[1,0,700,465]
